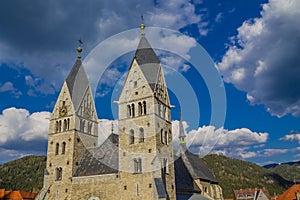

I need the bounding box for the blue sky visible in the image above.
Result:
[0,0,299,165]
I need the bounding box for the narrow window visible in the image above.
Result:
[143,101,147,115]
[61,142,66,155]
[138,102,142,116]
[164,131,168,145]
[127,105,131,117]
[131,103,135,117]
[138,158,142,173]
[139,128,144,143]
[136,184,139,196]
[134,81,137,88]
[63,119,67,131]
[58,120,62,132]
[133,158,142,173]
[55,121,59,132]
[67,118,70,130]
[129,130,134,144]
[160,129,164,144]
[55,143,59,155]
[55,167,62,181]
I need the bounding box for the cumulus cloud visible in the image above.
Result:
[280,131,300,144]
[171,120,269,159]
[217,0,300,117]
[0,107,50,163]
[0,107,51,144]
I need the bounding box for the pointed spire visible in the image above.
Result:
[77,39,83,59]
[179,112,186,144]
[140,15,145,36]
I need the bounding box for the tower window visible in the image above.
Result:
[55,121,59,132]
[55,167,62,181]
[55,143,59,155]
[136,184,139,196]
[133,158,142,173]
[139,128,144,143]
[63,119,67,131]
[61,142,66,155]
[129,130,134,144]
[143,101,147,115]
[67,118,70,130]
[134,81,137,88]
[164,131,168,145]
[127,105,131,117]
[131,103,135,117]
[58,120,62,132]
[138,102,142,116]
[160,129,164,144]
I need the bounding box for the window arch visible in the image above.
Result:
[160,129,164,144]
[55,121,59,132]
[164,131,168,145]
[131,103,135,117]
[143,101,147,115]
[129,129,134,144]
[63,119,67,131]
[139,128,144,143]
[138,102,142,116]
[55,167,62,181]
[55,143,59,155]
[61,142,66,155]
[133,158,142,173]
[67,118,70,130]
[127,105,131,117]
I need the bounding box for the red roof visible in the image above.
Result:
[0,189,37,200]
[277,184,300,200]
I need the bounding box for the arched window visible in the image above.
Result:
[88,123,92,134]
[133,158,142,173]
[139,128,144,143]
[67,118,70,130]
[55,121,59,132]
[162,106,166,119]
[55,167,62,181]
[138,102,142,116]
[164,131,168,145]
[55,143,59,155]
[127,105,131,117]
[61,142,66,155]
[158,103,161,117]
[131,103,135,117]
[160,129,164,144]
[129,130,134,144]
[63,119,67,131]
[58,120,62,132]
[143,101,147,115]
[163,158,169,174]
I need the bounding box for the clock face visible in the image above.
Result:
[59,106,68,117]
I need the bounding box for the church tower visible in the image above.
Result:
[44,47,98,200]
[118,23,176,199]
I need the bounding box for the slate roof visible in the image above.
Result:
[174,156,201,193]
[73,134,119,177]
[134,35,161,91]
[154,178,168,199]
[176,147,218,183]
[65,59,89,111]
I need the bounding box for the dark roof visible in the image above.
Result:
[174,156,201,193]
[177,193,210,200]
[134,35,161,91]
[73,134,119,176]
[177,150,218,183]
[154,178,167,199]
[65,59,89,111]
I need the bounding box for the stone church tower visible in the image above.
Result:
[118,24,176,199]
[44,47,98,199]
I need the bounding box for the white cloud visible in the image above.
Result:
[0,81,22,97]
[0,107,51,144]
[217,0,300,117]
[280,132,300,144]
[171,122,269,159]
[261,148,289,157]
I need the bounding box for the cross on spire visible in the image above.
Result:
[140,15,145,35]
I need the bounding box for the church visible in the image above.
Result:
[35,23,223,200]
